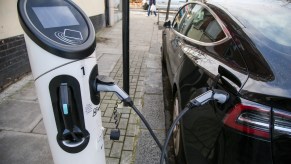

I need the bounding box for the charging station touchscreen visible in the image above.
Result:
[32,6,79,28]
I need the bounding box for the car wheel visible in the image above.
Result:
[172,93,186,163]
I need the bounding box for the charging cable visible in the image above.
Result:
[159,89,229,164]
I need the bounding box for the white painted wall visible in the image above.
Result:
[73,0,105,17]
[0,0,105,40]
[0,0,23,40]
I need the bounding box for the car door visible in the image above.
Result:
[173,3,249,163]
[164,3,197,84]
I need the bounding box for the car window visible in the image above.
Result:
[185,7,226,42]
[222,42,247,70]
[172,3,196,33]
[173,3,226,43]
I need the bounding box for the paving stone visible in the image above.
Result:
[104,108,114,117]
[9,81,38,101]
[102,99,117,104]
[105,92,114,97]
[100,103,108,112]
[98,53,121,76]
[126,124,139,137]
[103,122,116,129]
[137,81,144,86]
[118,118,128,129]
[129,113,139,124]
[119,135,125,142]
[105,148,111,156]
[123,137,135,151]
[119,107,131,114]
[133,98,142,106]
[134,91,143,98]
[136,86,144,92]
[0,100,42,132]
[104,135,113,149]
[0,131,53,164]
[121,114,130,119]
[106,158,119,164]
[102,117,111,123]
[32,120,46,134]
[120,129,126,136]
[107,103,117,108]
[110,142,123,158]
[104,95,113,100]
[120,151,133,164]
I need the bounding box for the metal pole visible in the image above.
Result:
[165,0,172,21]
[122,0,130,95]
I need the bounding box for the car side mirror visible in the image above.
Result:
[163,20,171,28]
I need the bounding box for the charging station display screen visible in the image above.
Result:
[32,6,80,28]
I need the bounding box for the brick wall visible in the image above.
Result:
[0,34,31,92]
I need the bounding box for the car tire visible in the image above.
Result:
[172,92,186,163]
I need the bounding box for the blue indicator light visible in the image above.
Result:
[63,104,69,115]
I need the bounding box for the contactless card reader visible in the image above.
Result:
[18,0,105,163]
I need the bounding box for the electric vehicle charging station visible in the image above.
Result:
[17,0,231,163]
[18,0,106,163]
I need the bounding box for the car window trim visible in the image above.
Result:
[171,2,232,46]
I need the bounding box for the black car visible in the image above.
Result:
[162,0,291,163]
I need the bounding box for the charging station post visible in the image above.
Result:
[18,0,105,163]
[122,0,130,95]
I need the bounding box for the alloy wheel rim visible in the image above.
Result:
[173,97,180,156]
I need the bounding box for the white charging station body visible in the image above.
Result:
[25,36,106,164]
[18,0,106,163]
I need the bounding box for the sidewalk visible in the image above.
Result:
[0,11,165,164]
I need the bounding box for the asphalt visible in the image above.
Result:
[0,11,166,164]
